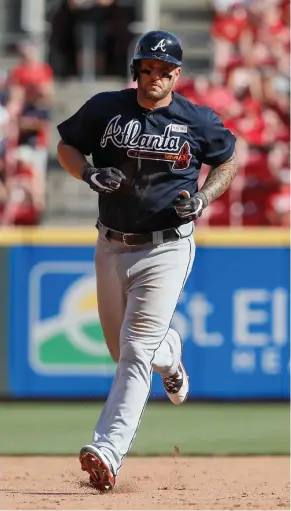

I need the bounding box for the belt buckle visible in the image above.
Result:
[123,233,134,246]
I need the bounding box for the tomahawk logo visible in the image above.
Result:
[128,141,192,170]
[151,39,167,52]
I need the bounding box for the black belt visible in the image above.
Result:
[97,222,180,246]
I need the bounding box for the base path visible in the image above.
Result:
[0,456,289,510]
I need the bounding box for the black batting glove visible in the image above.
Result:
[174,191,208,220]
[81,165,126,193]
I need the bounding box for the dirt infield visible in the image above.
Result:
[0,456,289,510]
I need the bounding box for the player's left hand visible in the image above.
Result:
[174,190,208,220]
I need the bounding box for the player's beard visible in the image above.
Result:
[138,77,174,101]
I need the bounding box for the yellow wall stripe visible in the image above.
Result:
[0,227,289,247]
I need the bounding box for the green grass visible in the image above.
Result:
[0,402,289,456]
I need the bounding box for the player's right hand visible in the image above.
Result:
[81,166,126,193]
[174,190,208,220]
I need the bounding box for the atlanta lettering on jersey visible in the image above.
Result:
[100,115,180,152]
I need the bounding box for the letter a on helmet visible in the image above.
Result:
[130,30,183,81]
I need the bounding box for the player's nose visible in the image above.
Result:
[149,68,164,81]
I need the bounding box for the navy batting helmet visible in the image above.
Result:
[130,30,183,81]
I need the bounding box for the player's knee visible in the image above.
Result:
[119,339,152,365]
[120,340,137,360]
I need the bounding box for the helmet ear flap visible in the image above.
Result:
[130,61,138,81]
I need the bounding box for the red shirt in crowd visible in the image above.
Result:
[211,9,248,44]
[9,63,53,89]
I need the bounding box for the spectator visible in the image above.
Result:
[8,39,54,114]
[67,0,114,81]
[266,181,290,226]
[0,146,45,226]
[104,5,135,77]
[268,141,290,184]
[48,0,77,79]
[17,84,51,178]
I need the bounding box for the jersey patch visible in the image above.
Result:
[171,124,188,133]
[127,141,192,170]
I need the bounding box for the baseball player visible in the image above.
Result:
[57,30,237,492]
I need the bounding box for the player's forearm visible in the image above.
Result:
[57,140,88,180]
[200,151,238,203]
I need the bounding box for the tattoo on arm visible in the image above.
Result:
[200,151,238,204]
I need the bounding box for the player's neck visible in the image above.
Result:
[136,90,173,110]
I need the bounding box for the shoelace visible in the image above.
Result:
[163,367,183,393]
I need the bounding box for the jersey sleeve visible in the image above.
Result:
[57,97,96,156]
[201,109,236,166]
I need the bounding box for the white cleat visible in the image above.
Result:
[162,360,189,405]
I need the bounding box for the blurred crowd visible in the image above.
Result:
[175,0,290,226]
[48,0,135,80]
[0,40,53,226]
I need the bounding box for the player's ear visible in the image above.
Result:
[130,61,139,81]
[130,63,136,81]
[173,67,181,86]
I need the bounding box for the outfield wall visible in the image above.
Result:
[0,227,289,399]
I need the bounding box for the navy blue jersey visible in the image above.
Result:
[57,88,236,233]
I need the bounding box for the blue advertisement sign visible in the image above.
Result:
[9,244,290,398]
